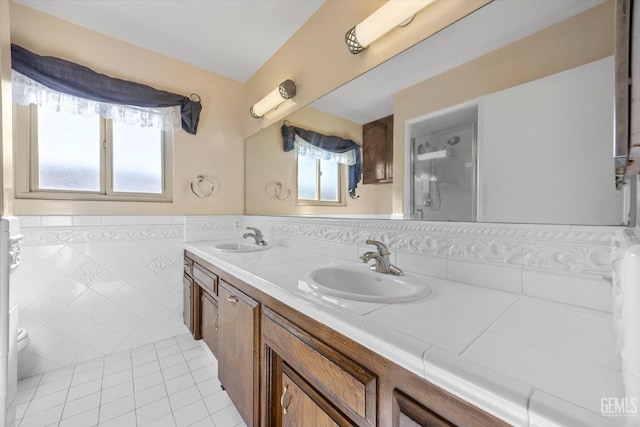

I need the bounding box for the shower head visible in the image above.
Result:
[446,136,460,146]
[436,136,461,151]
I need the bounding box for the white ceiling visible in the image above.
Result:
[13,0,324,82]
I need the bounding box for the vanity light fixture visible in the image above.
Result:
[250,79,296,119]
[345,0,436,54]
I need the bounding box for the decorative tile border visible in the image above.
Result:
[523,244,611,275]
[20,227,75,246]
[266,217,615,243]
[185,216,241,231]
[447,238,524,265]
[249,216,621,277]
[21,224,184,246]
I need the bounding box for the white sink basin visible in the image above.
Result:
[210,242,270,252]
[307,264,430,303]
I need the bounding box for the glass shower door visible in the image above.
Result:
[411,125,476,221]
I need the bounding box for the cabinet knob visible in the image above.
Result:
[280,385,290,414]
[213,313,218,331]
[183,263,190,269]
[227,295,239,303]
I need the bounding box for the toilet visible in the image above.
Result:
[16,328,30,355]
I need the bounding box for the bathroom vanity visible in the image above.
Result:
[183,248,507,427]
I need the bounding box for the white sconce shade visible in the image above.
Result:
[250,79,296,119]
[345,0,436,54]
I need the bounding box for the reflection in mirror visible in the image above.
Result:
[409,105,478,222]
[245,0,634,225]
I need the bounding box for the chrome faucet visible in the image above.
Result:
[243,227,267,246]
[360,240,403,276]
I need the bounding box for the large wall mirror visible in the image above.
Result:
[245,0,635,225]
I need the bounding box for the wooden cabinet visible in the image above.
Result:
[183,257,194,334]
[193,262,217,296]
[182,275,194,334]
[363,114,393,184]
[279,365,350,427]
[393,390,455,427]
[263,308,375,427]
[200,291,218,358]
[218,280,260,427]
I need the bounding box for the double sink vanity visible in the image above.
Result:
[182,227,622,427]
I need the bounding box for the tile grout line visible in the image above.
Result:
[15,373,43,427]
[458,296,522,357]
[127,348,137,427]
[154,337,178,427]
[183,341,218,426]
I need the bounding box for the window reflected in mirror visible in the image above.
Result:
[297,154,342,204]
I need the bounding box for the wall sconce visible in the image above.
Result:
[250,79,296,119]
[345,0,436,54]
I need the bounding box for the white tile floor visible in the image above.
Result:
[14,334,247,427]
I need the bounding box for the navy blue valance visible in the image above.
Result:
[282,124,362,198]
[11,44,202,135]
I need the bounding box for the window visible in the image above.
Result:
[14,104,172,201]
[296,154,344,205]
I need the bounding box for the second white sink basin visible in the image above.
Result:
[211,242,270,252]
[307,264,430,303]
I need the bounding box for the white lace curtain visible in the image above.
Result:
[12,70,182,131]
[294,135,357,166]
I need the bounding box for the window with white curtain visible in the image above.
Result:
[13,103,172,202]
[295,138,345,205]
[12,69,175,202]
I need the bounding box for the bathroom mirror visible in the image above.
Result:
[245,0,634,225]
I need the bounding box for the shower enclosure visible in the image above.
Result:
[409,105,477,221]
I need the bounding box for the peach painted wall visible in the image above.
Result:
[9,2,245,215]
[245,106,392,216]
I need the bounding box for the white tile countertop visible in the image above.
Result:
[184,241,628,427]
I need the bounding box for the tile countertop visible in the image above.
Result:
[184,241,627,427]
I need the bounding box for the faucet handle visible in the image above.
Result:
[245,226,263,236]
[365,240,390,255]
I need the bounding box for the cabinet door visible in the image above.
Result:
[200,291,218,357]
[262,309,374,426]
[281,370,342,427]
[363,114,393,184]
[183,275,193,333]
[218,280,259,427]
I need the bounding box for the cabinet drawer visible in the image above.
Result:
[263,308,376,426]
[193,263,217,296]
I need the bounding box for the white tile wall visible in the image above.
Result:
[16,214,618,383]
[15,216,189,379]
[239,215,619,312]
